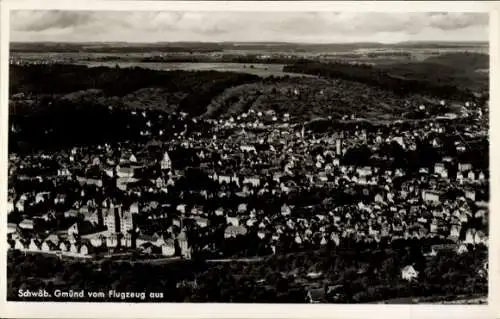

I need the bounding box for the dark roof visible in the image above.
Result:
[308,288,325,301]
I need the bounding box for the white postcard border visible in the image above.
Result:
[0,1,498,319]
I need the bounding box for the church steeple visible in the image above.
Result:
[161,151,172,170]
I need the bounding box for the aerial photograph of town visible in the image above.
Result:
[5,10,489,304]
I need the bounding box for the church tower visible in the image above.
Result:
[161,151,172,171]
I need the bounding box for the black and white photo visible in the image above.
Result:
[0,1,496,318]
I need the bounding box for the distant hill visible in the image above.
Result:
[203,76,421,120]
[10,41,488,53]
[423,52,488,69]
[283,52,489,98]
[382,52,489,93]
[8,62,487,151]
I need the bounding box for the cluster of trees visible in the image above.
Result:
[204,76,438,122]
[7,241,487,303]
[10,64,260,98]
[341,135,489,171]
[380,54,488,94]
[9,64,261,151]
[10,42,225,53]
[424,52,488,72]
[283,54,488,100]
[141,55,299,64]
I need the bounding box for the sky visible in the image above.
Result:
[10,11,489,44]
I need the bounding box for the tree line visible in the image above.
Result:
[282,59,485,100]
[7,241,487,303]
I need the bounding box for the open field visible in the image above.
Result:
[10,40,488,68]
[10,41,488,53]
[77,61,315,78]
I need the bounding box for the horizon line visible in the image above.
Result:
[10,40,489,45]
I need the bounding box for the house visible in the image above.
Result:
[63,208,79,219]
[161,151,172,170]
[257,231,266,239]
[226,216,240,227]
[54,193,67,205]
[92,156,101,166]
[457,243,469,255]
[401,265,419,281]
[19,219,34,230]
[237,203,248,213]
[474,231,488,246]
[475,209,487,220]
[28,238,42,251]
[464,229,475,245]
[224,225,248,239]
[357,175,368,185]
[307,271,323,280]
[14,239,27,251]
[80,243,91,255]
[68,221,94,237]
[121,233,133,247]
[154,176,165,188]
[161,238,176,257]
[374,193,385,204]
[458,163,472,172]
[7,200,14,214]
[83,209,101,226]
[106,233,120,248]
[432,244,457,255]
[240,145,256,153]
[306,287,325,303]
[464,189,476,201]
[434,163,446,175]
[128,202,139,214]
[467,171,476,181]
[320,237,328,245]
[104,205,132,235]
[419,167,429,174]
[478,171,486,181]
[177,231,191,259]
[70,243,79,254]
[59,241,70,252]
[281,204,292,216]
[116,165,135,178]
[136,233,161,248]
[15,198,26,212]
[120,210,134,234]
[192,216,209,228]
[423,246,437,257]
[140,242,160,255]
[76,176,103,188]
[35,192,48,204]
[479,261,488,278]
[448,225,461,241]
[104,166,114,177]
[330,233,340,246]
[116,177,139,191]
[57,167,71,177]
[176,204,187,214]
[81,231,108,247]
[40,210,56,222]
[243,176,260,187]
[218,175,232,184]
[422,190,442,204]
[7,223,17,234]
[42,234,60,251]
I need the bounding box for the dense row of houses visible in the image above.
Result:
[7,106,488,270]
